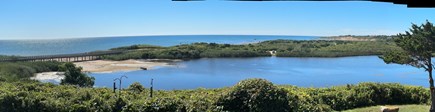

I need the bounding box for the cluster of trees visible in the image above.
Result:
[0,61,61,81]
[269,40,400,57]
[58,63,94,87]
[0,61,94,87]
[102,39,401,60]
[0,78,429,112]
[0,55,21,60]
[380,21,435,111]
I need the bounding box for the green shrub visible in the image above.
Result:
[217,78,291,112]
[313,83,430,111]
[59,62,95,87]
[127,82,145,93]
[0,79,429,111]
[102,51,144,60]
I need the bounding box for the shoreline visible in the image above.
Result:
[73,59,180,73]
[30,59,180,82]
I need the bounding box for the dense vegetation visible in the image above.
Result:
[59,63,95,87]
[264,40,400,57]
[102,39,401,60]
[0,61,95,88]
[380,21,435,111]
[216,79,291,111]
[0,61,62,81]
[0,78,429,112]
[0,55,21,60]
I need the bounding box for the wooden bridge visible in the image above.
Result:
[0,50,124,62]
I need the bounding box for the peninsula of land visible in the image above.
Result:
[74,59,179,73]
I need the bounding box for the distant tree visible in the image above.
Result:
[380,21,434,112]
[59,62,95,87]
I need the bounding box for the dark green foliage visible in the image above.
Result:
[141,52,157,59]
[217,79,291,112]
[110,44,163,51]
[0,55,22,61]
[381,50,414,65]
[113,97,127,112]
[127,82,145,93]
[155,48,202,59]
[312,83,429,111]
[0,79,430,111]
[380,21,434,68]
[102,39,401,60]
[200,49,269,58]
[59,62,95,87]
[379,21,435,111]
[274,40,400,57]
[0,82,115,112]
[0,61,61,81]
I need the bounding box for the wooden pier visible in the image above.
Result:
[0,50,124,62]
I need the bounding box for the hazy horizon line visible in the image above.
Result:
[0,34,396,40]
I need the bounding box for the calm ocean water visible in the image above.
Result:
[0,35,318,56]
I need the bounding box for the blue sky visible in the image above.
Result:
[0,0,434,39]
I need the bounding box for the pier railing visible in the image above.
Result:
[0,50,124,62]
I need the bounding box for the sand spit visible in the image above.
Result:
[320,36,377,41]
[74,59,179,73]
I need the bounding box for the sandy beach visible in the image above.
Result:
[320,36,377,41]
[30,59,178,82]
[74,59,179,73]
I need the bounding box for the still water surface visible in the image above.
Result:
[90,56,429,90]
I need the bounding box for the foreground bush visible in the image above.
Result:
[216,78,291,112]
[313,83,430,111]
[59,62,95,87]
[127,82,146,93]
[0,79,430,112]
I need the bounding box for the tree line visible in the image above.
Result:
[102,39,402,60]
